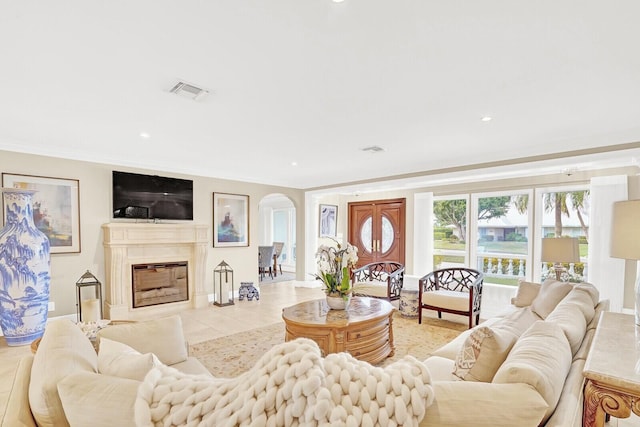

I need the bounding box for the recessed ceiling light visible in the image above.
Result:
[333,0,345,3]
[291,161,298,166]
[481,116,492,122]
[139,132,151,139]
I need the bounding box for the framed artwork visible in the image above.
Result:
[2,173,81,253]
[319,204,337,237]
[213,192,249,247]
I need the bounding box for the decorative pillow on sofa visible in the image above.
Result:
[58,372,139,427]
[97,315,188,365]
[98,337,159,381]
[453,325,519,382]
[529,278,574,319]
[511,279,541,307]
[29,319,98,427]
[493,320,572,424]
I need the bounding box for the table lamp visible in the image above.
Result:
[610,200,640,325]
[541,237,580,281]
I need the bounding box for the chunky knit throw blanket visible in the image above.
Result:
[135,338,434,427]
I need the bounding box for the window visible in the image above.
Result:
[471,190,532,286]
[432,195,469,269]
[535,186,589,282]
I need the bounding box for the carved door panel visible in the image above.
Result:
[348,198,405,268]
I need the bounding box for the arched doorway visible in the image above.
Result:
[258,194,297,280]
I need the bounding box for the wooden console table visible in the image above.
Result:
[282,297,394,364]
[583,311,640,427]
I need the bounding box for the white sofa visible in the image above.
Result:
[2,315,209,427]
[3,279,607,427]
[420,278,607,427]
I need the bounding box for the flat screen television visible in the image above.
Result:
[112,171,193,220]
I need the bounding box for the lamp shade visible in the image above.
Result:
[611,200,640,260]
[541,237,580,263]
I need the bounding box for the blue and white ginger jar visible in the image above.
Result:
[0,188,51,346]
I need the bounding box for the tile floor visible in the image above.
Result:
[1,280,638,426]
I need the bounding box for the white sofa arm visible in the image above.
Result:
[420,382,548,427]
[3,355,36,427]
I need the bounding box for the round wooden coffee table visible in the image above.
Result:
[282,296,394,364]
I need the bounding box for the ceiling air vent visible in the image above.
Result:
[169,80,209,101]
[361,145,386,153]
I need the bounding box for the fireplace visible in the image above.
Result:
[132,262,189,308]
[102,223,209,320]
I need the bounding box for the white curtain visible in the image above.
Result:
[413,192,434,276]
[588,175,628,312]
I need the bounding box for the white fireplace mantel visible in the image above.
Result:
[102,222,209,320]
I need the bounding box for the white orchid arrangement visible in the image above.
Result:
[315,238,359,299]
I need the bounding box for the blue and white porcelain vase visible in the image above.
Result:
[0,188,50,346]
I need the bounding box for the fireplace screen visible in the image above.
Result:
[132,262,188,308]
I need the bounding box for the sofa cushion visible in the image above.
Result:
[511,279,541,307]
[573,282,600,307]
[543,359,586,427]
[557,287,596,325]
[421,382,548,427]
[530,279,574,319]
[57,372,138,427]
[97,315,188,365]
[546,291,591,356]
[98,337,159,381]
[453,325,519,382]
[352,280,388,298]
[423,356,459,381]
[29,319,98,427]
[422,289,470,312]
[493,320,572,423]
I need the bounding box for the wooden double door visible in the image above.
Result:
[348,198,406,268]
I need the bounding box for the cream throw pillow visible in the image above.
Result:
[511,280,541,307]
[29,319,98,427]
[98,337,159,381]
[97,315,188,365]
[453,325,518,382]
[493,321,572,424]
[58,372,139,427]
[529,278,574,319]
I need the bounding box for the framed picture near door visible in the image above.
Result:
[319,204,337,237]
[213,192,249,247]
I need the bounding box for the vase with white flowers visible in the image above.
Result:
[315,238,359,310]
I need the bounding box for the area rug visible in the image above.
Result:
[189,313,467,378]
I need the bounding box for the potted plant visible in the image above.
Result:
[315,238,359,310]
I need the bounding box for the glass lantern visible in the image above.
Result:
[213,260,234,307]
[76,270,103,322]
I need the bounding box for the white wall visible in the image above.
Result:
[0,149,305,318]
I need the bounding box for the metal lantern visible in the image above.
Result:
[213,260,234,307]
[76,270,103,322]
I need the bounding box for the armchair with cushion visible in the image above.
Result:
[418,267,484,329]
[352,261,405,300]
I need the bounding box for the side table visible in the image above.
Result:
[583,311,640,426]
[399,289,419,317]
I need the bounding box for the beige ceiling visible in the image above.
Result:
[1,1,640,189]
